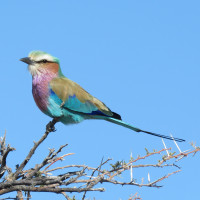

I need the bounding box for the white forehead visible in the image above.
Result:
[30,54,54,62]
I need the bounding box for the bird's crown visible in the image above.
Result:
[29,51,59,63]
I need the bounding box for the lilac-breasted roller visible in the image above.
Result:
[20,51,184,142]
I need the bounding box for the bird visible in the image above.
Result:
[20,51,185,142]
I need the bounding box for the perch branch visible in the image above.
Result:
[13,118,58,180]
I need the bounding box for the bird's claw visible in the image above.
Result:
[46,121,56,132]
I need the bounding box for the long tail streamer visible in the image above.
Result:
[106,118,185,142]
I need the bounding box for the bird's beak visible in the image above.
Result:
[20,57,33,65]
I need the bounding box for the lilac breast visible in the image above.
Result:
[32,72,57,114]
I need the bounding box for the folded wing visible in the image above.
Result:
[49,77,121,119]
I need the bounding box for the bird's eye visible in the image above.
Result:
[42,59,48,63]
[36,59,51,64]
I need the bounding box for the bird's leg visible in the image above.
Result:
[46,118,59,132]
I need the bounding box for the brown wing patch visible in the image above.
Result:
[50,77,113,116]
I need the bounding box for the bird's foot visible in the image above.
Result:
[46,118,59,132]
[46,121,56,132]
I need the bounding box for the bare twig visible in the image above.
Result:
[128,192,142,200]
[0,131,15,178]
[13,118,58,180]
[44,152,74,172]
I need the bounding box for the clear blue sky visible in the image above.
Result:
[0,1,200,199]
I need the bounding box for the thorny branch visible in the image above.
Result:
[13,118,59,180]
[0,119,199,200]
[0,131,15,179]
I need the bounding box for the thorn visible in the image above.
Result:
[170,133,182,153]
[161,138,170,157]
[182,149,191,153]
[148,172,150,183]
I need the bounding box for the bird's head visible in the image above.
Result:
[20,51,63,76]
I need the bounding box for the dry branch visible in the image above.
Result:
[0,131,15,179]
[0,119,199,200]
